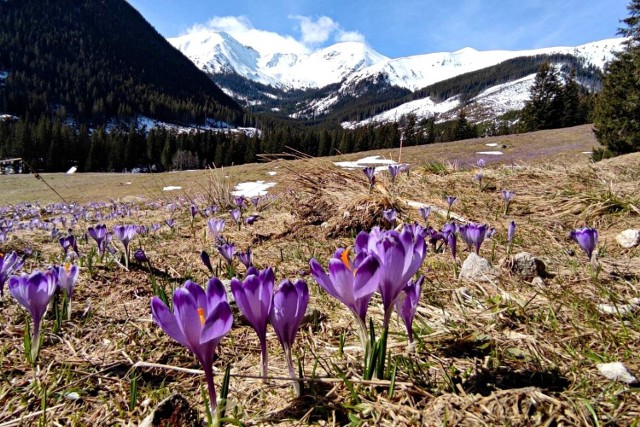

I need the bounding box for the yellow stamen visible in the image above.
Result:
[197,308,206,326]
[64,262,71,274]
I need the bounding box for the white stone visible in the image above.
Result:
[596,362,638,384]
[459,253,500,282]
[615,229,640,248]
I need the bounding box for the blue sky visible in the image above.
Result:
[127,0,629,57]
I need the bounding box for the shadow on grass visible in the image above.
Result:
[462,366,570,396]
[262,382,350,424]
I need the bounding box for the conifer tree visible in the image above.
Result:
[520,62,564,131]
[593,0,640,156]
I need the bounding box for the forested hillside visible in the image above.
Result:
[0,0,242,125]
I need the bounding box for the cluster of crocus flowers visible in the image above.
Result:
[9,270,58,362]
[230,267,309,395]
[310,225,427,353]
[151,279,233,420]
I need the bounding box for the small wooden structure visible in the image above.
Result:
[0,158,26,174]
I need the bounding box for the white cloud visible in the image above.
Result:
[186,16,309,56]
[182,15,366,55]
[336,30,366,43]
[290,15,339,45]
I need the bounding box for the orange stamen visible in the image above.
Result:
[64,262,71,274]
[340,248,352,271]
[197,308,206,326]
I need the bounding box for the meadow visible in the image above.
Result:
[1,124,639,426]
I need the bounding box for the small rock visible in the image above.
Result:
[139,393,202,427]
[531,276,545,288]
[504,252,546,279]
[596,362,639,385]
[615,229,640,248]
[459,253,499,282]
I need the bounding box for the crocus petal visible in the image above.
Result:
[151,297,187,347]
[353,255,380,299]
[201,302,233,344]
[172,288,202,354]
[206,278,227,307]
[184,280,208,314]
[327,258,356,306]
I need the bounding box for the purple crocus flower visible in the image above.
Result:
[366,226,427,328]
[508,220,516,244]
[445,196,457,209]
[474,172,484,190]
[458,223,489,255]
[1,251,25,297]
[136,225,149,236]
[165,218,175,229]
[569,227,598,260]
[9,270,57,362]
[236,248,252,269]
[217,243,235,265]
[151,279,232,418]
[245,215,258,225]
[56,263,79,320]
[151,223,161,232]
[230,208,241,225]
[395,275,424,346]
[418,206,431,224]
[477,158,486,168]
[383,208,397,227]
[88,224,107,257]
[388,165,401,183]
[447,230,457,261]
[200,250,214,273]
[190,204,198,220]
[231,267,274,378]
[234,196,246,209]
[269,278,309,396]
[114,224,137,268]
[59,235,75,255]
[502,190,515,214]
[362,167,376,190]
[134,248,149,264]
[207,218,225,242]
[310,247,380,348]
[250,197,261,208]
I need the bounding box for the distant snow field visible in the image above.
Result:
[162,186,182,191]
[232,181,276,197]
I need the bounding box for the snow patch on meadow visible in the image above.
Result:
[232,181,276,197]
[476,151,504,156]
[334,155,406,172]
[162,186,182,191]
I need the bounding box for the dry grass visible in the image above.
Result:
[1,126,640,426]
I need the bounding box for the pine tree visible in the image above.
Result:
[593,0,640,156]
[520,62,564,131]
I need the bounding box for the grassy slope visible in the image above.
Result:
[1,124,640,426]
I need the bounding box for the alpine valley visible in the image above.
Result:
[170,30,625,128]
